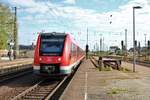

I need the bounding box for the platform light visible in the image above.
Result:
[133,6,142,72]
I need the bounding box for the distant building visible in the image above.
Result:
[128,46,150,55]
[129,47,148,52]
[109,46,120,54]
[19,45,35,50]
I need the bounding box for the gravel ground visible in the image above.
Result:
[0,73,42,100]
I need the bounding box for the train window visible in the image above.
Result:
[40,35,65,56]
[71,43,73,56]
[71,43,75,57]
[71,43,74,52]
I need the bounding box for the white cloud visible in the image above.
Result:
[21,15,33,21]
[6,0,150,49]
[9,0,51,14]
[61,0,150,49]
[64,0,76,5]
[11,0,37,7]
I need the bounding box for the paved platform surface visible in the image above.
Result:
[60,59,150,100]
[0,58,33,69]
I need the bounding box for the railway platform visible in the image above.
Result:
[0,58,33,69]
[60,59,150,100]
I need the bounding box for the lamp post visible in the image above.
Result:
[133,6,142,72]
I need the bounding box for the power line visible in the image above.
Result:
[45,3,71,30]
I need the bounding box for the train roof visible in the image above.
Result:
[40,32,66,36]
[67,33,79,47]
[39,32,79,48]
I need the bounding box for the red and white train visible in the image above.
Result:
[33,32,85,76]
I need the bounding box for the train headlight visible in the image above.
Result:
[58,57,61,61]
[39,57,42,61]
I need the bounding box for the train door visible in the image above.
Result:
[76,46,78,61]
[70,43,74,64]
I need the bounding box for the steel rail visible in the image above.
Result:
[12,76,67,100]
[45,76,68,100]
[12,79,45,100]
[0,68,32,83]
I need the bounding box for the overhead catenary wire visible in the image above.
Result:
[45,2,72,31]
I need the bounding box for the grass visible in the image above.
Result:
[98,66,113,71]
[103,66,113,71]
[107,87,128,94]
[120,67,132,72]
[99,80,107,86]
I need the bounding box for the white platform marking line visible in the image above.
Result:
[85,72,88,100]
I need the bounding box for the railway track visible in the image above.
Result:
[128,60,150,67]
[11,61,82,100]
[12,76,67,100]
[0,67,33,83]
[0,61,33,83]
[100,56,150,67]
[0,73,44,100]
[89,56,99,67]
[0,63,32,75]
[0,59,82,100]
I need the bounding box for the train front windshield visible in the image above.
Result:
[40,35,65,56]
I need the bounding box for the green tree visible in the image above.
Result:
[0,3,13,49]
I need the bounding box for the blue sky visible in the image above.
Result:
[1,0,150,50]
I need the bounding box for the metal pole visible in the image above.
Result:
[144,34,146,47]
[13,7,18,59]
[132,6,142,72]
[103,37,105,51]
[144,34,147,60]
[86,27,88,59]
[133,7,136,72]
[100,38,102,52]
[100,38,102,56]
[87,27,88,45]
[125,29,127,60]
[100,34,102,52]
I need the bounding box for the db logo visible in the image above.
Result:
[48,58,52,62]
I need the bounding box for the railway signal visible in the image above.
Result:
[148,40,150,61]
[86,27,89,59]
[86,44,89,59]
[138,42,141,55]
[7,41,14,61]
[134,40,137,48]
[121,40,124,51]
[148,41,150,49]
